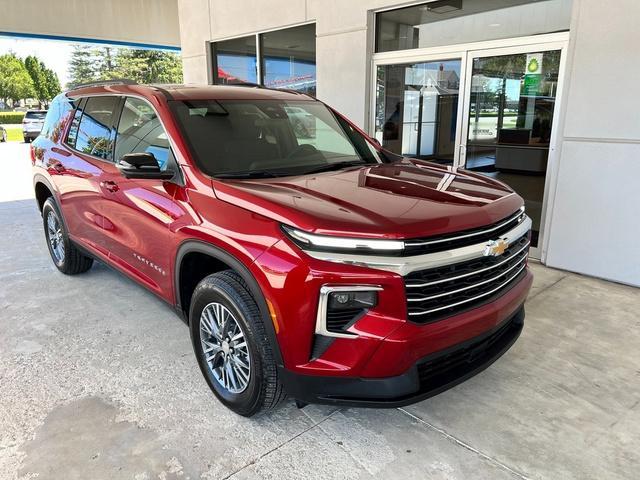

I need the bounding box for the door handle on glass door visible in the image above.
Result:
[100,180,119,193]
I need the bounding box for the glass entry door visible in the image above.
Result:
[460,46,563,255]
[375,58,463,165]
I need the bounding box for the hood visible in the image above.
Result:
[212,158,522,239]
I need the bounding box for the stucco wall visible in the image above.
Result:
[544,0,640,286]
[0,0,180,48]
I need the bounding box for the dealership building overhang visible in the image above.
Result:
[0,0,180,51]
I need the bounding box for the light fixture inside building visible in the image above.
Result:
[425,0,463,14]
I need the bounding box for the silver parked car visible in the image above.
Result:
[22,110,47,143]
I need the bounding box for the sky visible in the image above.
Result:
[0,37,74,86]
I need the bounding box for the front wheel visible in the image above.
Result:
[190,270,285,416]
[42,198,93,274]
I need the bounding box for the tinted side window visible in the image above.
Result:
[41,95,76,142]
[115,97,175,170]
[74,97,120,160]
[66,99,85,148]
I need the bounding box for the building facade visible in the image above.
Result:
[177,0,640,287]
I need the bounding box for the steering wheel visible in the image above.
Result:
[286,144,319,159]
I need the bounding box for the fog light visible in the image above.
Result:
[328,291,378,310]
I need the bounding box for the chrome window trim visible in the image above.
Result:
[316,285,383,339]
[405,206,525,247]
[408,263,527,317]
[305,216,532,276]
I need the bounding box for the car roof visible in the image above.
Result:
[66,83,315,102]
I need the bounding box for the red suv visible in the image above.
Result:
[31,81,533,416]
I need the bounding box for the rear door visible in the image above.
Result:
[96,96,184,298]
[58,96,121,256]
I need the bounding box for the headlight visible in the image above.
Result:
[282,225,404,254]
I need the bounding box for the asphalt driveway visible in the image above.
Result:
[1,142,638,479]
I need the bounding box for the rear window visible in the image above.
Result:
[40,96,76,141]
[25,111,47,120]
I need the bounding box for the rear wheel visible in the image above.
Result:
[190,270,285,416]
[42,198,93,274]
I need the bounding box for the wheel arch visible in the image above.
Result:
[33,174,57,213]
[174,240,284,367]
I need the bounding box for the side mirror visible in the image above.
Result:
[117,152,174,180]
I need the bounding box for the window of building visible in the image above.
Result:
[211,24,316,96]
[375,0,572,53]
[212,35,258,85]
[261,23,316,96]
[115,97,175,170]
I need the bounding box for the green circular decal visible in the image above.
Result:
[528,58,539,73]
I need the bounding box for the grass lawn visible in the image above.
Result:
[2,125,23,142]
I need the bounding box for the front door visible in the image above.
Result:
[460,44,565,257]
[374,56,464,166]
[98,96,184,299]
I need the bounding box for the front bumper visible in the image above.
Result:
[281,305,525,407]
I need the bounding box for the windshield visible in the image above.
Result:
[169,99,385,178]
[25,111,47,120]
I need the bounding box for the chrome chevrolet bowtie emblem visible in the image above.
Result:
[484,238,508,257]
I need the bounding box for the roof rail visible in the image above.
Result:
[69,78,138,90]
[223,82,264,88]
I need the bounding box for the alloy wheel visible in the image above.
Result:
[46,210,65,263]
[199,302,251,394]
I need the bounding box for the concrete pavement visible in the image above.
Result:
[0,142,638,479]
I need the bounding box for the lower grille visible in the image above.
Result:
[405,234,530,323]
[417,309,523,389]
[326,307,364,334]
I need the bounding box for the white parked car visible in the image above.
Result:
[22,110,47,143]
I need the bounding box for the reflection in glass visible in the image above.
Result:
[116,98,175,170]
[213,36,258,84]
[375,60,461,165]
[375,0,572,53]
[465,50,561,247]
[261,24,316,96]
[75,97,119,160]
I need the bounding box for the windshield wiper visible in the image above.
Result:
[215,170,280,179]
[300,161,367,175]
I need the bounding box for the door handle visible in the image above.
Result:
[100,180,119,193]
[51,147,71,157]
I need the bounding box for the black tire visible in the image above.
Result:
[42,197,93,275]
[190,270,285,416]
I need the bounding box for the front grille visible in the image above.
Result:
[405,234,530,323]
[403,208,525,256]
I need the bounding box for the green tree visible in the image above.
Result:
[43,67,62,102]
[108,48,183,84]
[68,45,97,87]
[0,53,35,107]
[24,56,48,107]
[67,45,183,88]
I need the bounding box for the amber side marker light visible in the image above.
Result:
[266,298,279,334]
